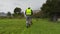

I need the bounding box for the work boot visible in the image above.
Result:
[26,26,29,28]
[26,23,30,28]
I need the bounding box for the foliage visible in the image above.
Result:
[14,7,21,16]
[41,0,60,18]
[7,12,11,18]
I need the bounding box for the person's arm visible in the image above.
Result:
[31,10,33,15]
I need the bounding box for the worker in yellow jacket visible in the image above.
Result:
[25,7,33,28]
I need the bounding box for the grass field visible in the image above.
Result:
[0,18,60,34]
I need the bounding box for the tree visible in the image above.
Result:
[14,7,21,16]
[40,0,60,21]
[7,12,11,18]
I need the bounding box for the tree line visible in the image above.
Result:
[3,7,24,18]
[33,0,60,21]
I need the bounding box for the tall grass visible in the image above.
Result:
[0,18,60,34]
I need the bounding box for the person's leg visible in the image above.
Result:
[26,21,29,28]
[28,17,30,25]
[29,16,32,25]
[26,16,30,28]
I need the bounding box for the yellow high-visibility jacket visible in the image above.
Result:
[25,8,33,16]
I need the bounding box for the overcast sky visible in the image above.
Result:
[0,0,46,13]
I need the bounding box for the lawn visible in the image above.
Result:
[0,18,60,34]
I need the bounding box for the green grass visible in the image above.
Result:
[0,18,60,34]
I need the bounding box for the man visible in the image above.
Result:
[25,7,33,28]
